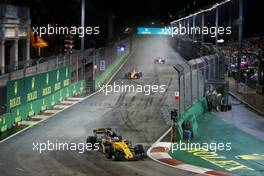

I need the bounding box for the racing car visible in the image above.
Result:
[86,128,147,161]
[124,67,142,79]
[154,57,165,64]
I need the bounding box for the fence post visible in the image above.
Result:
[76,53,79,82]
[190,65,193,104]
[237,0,244,89]
[178,64,186,110]
[56,55,59,69]
[215,7,219,46]
[173,65,184,115]
[201,13,204,55]
[214,56,216,79]
[197,66,199,100]
[63,54,66,66]
[192,15,196,42]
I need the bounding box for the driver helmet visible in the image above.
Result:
[113,136,120,142]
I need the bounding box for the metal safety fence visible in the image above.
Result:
[170,0,264,94]
[0,49,94,86]
[173,40,226,116]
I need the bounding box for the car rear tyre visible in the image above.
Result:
[86,136,97,149]
[134,144,147,160]
[87,136,97,145]
[105,145,115,159]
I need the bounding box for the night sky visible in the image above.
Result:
[5,0,221,30]
[2,0,263,47]
[4,0,216,47]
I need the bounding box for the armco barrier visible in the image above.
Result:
[175,96,208,140]
[0,79,85,134]
[94,51,129,90]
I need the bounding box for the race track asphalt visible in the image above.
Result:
[0,36,204,176]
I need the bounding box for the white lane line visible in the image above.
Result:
[15,168,24,172]
[150,152,172,159]
[176,164,211,173]
[153,127,172,145]
[0,50,134,144]
[147,128,172,167]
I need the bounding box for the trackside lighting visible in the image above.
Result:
[170,0,231,24]
[217,39,225,43]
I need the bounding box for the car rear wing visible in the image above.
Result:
[93,128,112,134]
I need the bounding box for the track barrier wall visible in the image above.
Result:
[175,96,208,140]
[94,51,129,90]
[0,65,85,133]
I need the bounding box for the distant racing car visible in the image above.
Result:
[86,128,147,161]
[124,67,142,79]
[154,57,165,64]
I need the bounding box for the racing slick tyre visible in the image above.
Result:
[113,152,125,161]
[105,145,115,159]
[135,73,140,79]
[134,144,147,160]
[128,72,131,79]
[86,136,97,149]
[125,72,131,79]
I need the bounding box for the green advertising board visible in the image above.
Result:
[49,66,71,93]
[0,114,8,132]
[6,78,25,111]
[1,79,85,134]
[61,66,71,88]
[26,99,41,117]
[25,75,40,104]
[10,105,27,122]
[7,65,71,109]
[51,69,62,92]
[2,65,89,134]
[40,71,53,98]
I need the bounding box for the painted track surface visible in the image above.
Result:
[0,36,203,176]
